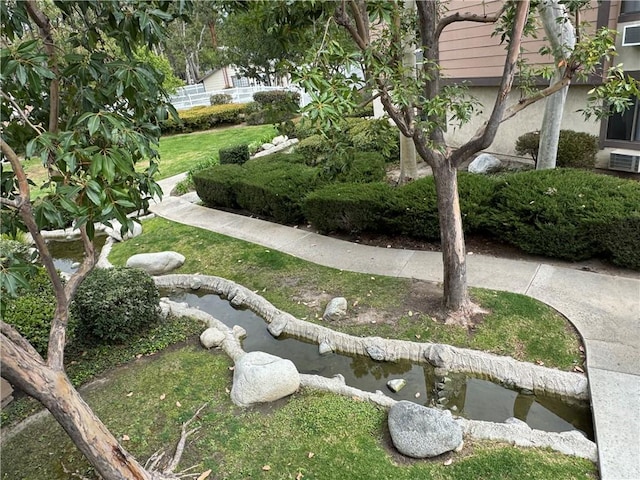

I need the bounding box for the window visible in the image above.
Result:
[231,76,249,88]
[606,98,640,143]
[622,1,640,14]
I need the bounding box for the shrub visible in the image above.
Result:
[346,117,399,162]
[457,173,499,233]
[333,152,387,184]
[387,176,441,240]
[219,144,250,165]
[2,267,57,356]
[193,164,247,209]
[251,90,300,125]
[515,130,599,169]
[293,118,317,140]
[296,134,330,164]
[489,169,640,261]
[161,104,247,135]
[598,215,640,270]
[210,93,232,105]
[303,182,392,234]
[72,267,160,345]
[235,160,322,224]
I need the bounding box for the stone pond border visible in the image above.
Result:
[156,274,596,461]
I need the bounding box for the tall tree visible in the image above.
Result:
[1,1,202,478]
[286,0,636,322]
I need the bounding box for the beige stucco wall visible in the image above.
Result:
[616,21,640,71]
[202,68,235,91]
[444,85,601,157]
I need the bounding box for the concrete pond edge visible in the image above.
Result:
[156,274,596,462]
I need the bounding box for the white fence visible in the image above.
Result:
[169,85,310,111]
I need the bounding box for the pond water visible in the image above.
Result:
[166,289,594,439]
[47,236,107,274]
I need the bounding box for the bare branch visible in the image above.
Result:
[1,320,45,363]
[451,1,531,166]
[0,90,45,135]
[0,197,21,208]
[163,403,208,475]
[335,0,368,50]
[349,0,369,46]
[435,3,507,41]
[500,76,572,123]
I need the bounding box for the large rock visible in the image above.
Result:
[388,401,463,458]
[126,251,185,275]
[230,351,300,407]
[468,153,502,174]
[323,297,347,321]
[200,327,226,349]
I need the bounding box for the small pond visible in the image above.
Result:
[47,236,107,274]
[166,289,594,439]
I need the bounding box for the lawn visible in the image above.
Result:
[1,345,596,480]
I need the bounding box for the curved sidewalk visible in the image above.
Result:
[152,175,639,479]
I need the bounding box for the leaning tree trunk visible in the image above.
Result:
[536,0,576,170]
[399,133,418,183]
[433,162,470,316]
[2,337,151,480]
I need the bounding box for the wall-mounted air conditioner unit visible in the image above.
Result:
[621,24,640,47]
[609,149,640,173]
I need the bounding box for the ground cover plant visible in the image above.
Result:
[1,345,596,480]
[107,217,584,371]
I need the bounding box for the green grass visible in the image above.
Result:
[156,124,277,179]
[108,217,583,370]
[1,345,596,480]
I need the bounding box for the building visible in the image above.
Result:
[437,0,639,172]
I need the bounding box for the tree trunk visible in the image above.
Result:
[399,133,418,183]
[536,0,576,170]
[432,163,470,314]
[2,337,151,480]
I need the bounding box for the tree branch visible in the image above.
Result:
[0,197,21,208]
[451,0,530,166]
[0,90,45,135]
[25,0,59,136]
[435,4,507,41]
[349,0,369,47]
[334,0,367,50]
[1,320,45,363]
[500,75,572,123]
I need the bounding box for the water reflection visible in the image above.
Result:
[165,289,593,438]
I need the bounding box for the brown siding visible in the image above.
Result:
[438,0,604,79]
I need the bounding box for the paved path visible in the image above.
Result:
[153,175,639,479]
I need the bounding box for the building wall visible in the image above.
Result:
[444,85,600,157]
[202,69,232,91]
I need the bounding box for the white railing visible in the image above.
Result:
[170,85,308,111]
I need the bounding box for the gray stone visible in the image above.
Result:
[126,251,185,275]
[267,314,289,337]
[387,378,407,393]
[504,417,530,429]
[200,327,226,349]
[468,153,502,174]
[319,339,334,355]
[388,401,464,458]
[366,344,386,361]
[271,135,287,146]
[261,142,275,151]
[230,351,300,407]
[323,297,347,321]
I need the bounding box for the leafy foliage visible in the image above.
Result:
[210,93,232,105]
[2,267,57,356]
[219,144,250,165]
[72,267,160,345]
[515,130,599,169]
[246,90,300,126]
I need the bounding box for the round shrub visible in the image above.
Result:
[2,267,56,356]
[515,130,598,169]
[219,144,250,165]
[210,93,232,105]
[72,266,160,345]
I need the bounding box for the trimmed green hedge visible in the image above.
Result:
[235,160,322,224]
[490,169,640,263]
[162,104,247,135]
[515,130,599,169]
[303,182,392,233]
[219,144,249,165]
[193,164,247,209]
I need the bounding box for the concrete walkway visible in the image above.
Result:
[152,175,639,479]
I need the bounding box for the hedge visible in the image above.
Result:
[234,160,323,224]
[193,164,247,209]
[515,130,599,169]
[219,144,250,165]
[161,103,247,135]
[303,182,393,233]
[489,169,640,263]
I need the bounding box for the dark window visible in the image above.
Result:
[606,98,640,142]
[622,1,640,14]
[231,76,249,88]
